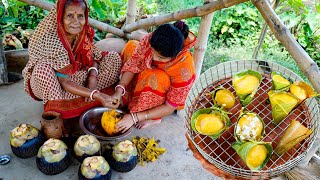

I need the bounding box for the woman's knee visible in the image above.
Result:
[140,69,171,90]
[33,63,56,79]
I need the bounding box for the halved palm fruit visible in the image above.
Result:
[268,90,299,124]
[235,111,265,142]
[289,81,316,103]
[191,107,231,140]
[232,141,272,171]
[232,70,262,106]
[275,120,312,155]
[212,87,236,109]
[271,72,291,90]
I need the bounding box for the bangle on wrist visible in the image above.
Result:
[88,67,98,75]
[135,112,140,122]
[145,110,150,120]
[89,74,97,78]
[130,113,137,125]
[90,90,99,101]
[115,84,126,96]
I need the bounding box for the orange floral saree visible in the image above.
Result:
[121,32,196,113]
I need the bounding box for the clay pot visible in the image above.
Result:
[41,111,66,139]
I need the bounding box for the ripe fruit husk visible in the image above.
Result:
[271,72,291,90]
[232,70,262,107]
[191,107,231,140]
[275,120,312,155]
[232,141,272,171]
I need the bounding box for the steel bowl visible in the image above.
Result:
[79,107,133,141]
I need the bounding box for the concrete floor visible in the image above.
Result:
[1,81,319,180]
[0,81,218,180]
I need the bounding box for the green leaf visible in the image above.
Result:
[91,0,108,20]
[221,25,229,34]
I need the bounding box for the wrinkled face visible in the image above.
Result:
[151,48,171,62]
[63,3,86,37]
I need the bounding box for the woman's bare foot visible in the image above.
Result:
[135,119,161,129]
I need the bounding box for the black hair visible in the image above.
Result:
[150,21,189,58]
[173,20,189,39]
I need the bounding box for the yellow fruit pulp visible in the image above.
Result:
[238,114,263,139]
[215,89,236,108]
[246,145,267,169]
[290,85,307,101]
[195,114,224,135]
[234,75,259,94]
[101,110,120,136]
[273,74,290,85]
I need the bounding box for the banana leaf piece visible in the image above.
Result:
[191,107,231,140]
[275,120,313,155]
[271,72,291,90]
[211,87,236,109]
[268,90,299,124]
[232,141,272,171]
[232,70,262,107]
[234,111,265,142]
[289,81,316,103]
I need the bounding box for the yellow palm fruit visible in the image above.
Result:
[195,114,224,135]
[214,89,236,109]
[234,75,260,95]
[101,110,120,136]
[246,145,268,170]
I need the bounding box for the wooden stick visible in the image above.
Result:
[193,0,215,78]
[126,0,137,25]
[123,0,248,33]
[0,38,9,85]
[252,0,320,93]
[18,0,125,37]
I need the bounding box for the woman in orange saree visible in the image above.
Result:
[22,0,121,120]
[113,21,197,132]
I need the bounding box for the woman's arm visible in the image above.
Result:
[115,102,176,133]
[112,71,136,106]
[58,76,118,108]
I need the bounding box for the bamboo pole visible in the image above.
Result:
[125,0,137,25]
[252,0,320,93]
[123,0,248,33]
[252,0,279,59]
[18,0,125,37]
[194,0,215,77]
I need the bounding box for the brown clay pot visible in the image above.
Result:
[41,111,66,139]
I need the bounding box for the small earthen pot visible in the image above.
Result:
[41,111,66,139]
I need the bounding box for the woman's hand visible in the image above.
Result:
[115,114,134,133]
[110,88,123,108]
[94,92,118,108]
[85,76,97,102]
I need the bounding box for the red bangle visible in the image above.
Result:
[89,74,97,77]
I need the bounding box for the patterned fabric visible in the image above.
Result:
[122,32,197,111]
[22,0,122,119]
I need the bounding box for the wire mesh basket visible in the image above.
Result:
[184,60,320,179]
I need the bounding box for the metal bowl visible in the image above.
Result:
[79,107,133,141]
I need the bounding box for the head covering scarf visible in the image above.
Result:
[23,0,98,95]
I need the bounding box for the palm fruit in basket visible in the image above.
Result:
[36,138,71,175]
[74,135,101,163]
[271,72,291,90]
[232,69,262,106]
[234,110,265,142]
[268,90,299,124]
[104,140,138,172]
[211,87,236,109]
[232,141,272,171]
[10,124,45,158]
[289,81,316,103]
[275,120,312,155]
[191,107,231,140]
[78,156,111,180]
[101,109,120,136]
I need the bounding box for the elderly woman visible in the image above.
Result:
[113,21,197,133]
[22,0,123,120]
